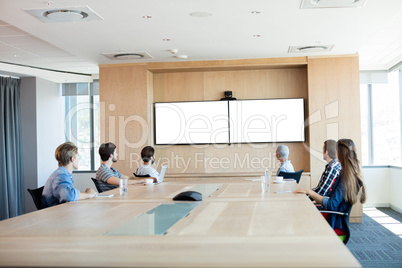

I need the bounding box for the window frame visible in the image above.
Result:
[362,69,402,167]
[63,80,99,173]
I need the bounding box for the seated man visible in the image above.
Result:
[41,142,96,208]
[95,142,142,192]
[275,145,295,176]
[135,146,162,183]
[312,140,341,196]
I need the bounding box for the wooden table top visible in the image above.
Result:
[0,180,361,267]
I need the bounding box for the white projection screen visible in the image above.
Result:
[154,101,229,145]
[154,98,305,145]
[228,99,305,143]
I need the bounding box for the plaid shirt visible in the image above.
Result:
[312,159,341,196]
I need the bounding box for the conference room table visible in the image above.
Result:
[0,179,361,267]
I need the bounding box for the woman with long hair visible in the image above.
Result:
[295,138,366,234]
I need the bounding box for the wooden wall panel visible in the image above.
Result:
[307,55,362,221]
[99,65,150,175]
[153,68,310,175]
[153,72,205,102]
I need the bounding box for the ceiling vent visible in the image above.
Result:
[24,6,103,23]
[300,0,367,9]
[101,52,154,61]
[288,45,334,53]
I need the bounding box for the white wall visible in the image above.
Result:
[389,167,402,213]
[35,78,64,186]
[20,77,64,213]
[363,166,402,214]
[362,167,390,208]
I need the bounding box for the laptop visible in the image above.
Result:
[158,165,167,182]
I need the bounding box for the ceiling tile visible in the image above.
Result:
[0,25,29,36]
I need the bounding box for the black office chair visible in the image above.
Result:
[91,177,118,193]
[278,169,304,184]
[27,186,44,210]
[91,178,105,193]
[133,173,150,178]
[319,203,353,245]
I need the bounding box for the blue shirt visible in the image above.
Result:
[41,166,80,208]
[322,175,352,232]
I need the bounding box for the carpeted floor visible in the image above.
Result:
[347,207,402,268]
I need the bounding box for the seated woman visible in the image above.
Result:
[294,138,366,238]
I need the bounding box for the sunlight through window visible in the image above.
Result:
[364,208,402,238]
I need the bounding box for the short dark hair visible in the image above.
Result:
[141,146,154,163]
[99,142,116,161]
[324,139,337,160]
[55,142,78,167]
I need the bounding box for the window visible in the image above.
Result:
[360,70,402,166]
[63,81,100,171]
[360,84,370,165]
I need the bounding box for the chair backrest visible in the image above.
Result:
[91,178,103,193]
[91,178,118,193]
[133,173,150,178]
[278,169,304,183]
[27,186,44,210]
[320,203,353,244]
[91,178,110,193]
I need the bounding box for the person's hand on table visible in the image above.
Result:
[85,188,97,198]
[294,189,310,195]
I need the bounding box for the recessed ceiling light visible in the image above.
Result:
[298,46,327,52]
[101,51,154,60]
[288,45,334,53]
[300,0,366,8]
[313,0,357,5]
[114,53,143,60]
[45,10,88,21]
[251,11,261,14]
[24,6,103,23]
[142,15,152,19]
[189,12,212,17]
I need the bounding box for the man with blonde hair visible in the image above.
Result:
[41,142,96,208]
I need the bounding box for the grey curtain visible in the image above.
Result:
[0,77,24,220]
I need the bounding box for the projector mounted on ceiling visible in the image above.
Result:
[288,45,334,53]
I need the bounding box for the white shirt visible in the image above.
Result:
[136,165,162,182]
[276,160,295,176]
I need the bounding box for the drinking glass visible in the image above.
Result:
[119,178,128,196]
[261,176,267,193]
[265,168,272,193]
